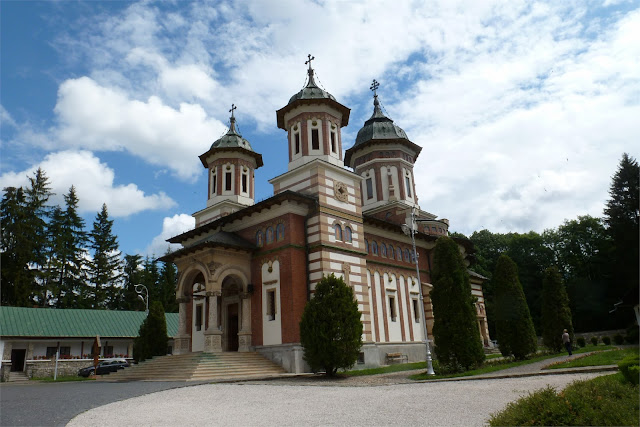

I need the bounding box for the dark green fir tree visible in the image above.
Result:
[299,274,363,376]
[133,300,168,362]
[493,254,537,360]
[541,266,574,352]
[430,236,485,372]
[88,203,123,309]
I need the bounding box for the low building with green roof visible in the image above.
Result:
[0,306,178,380]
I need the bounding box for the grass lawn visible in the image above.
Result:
[344,361,426,376]
[410,345,614,380]
[545,347,639,370]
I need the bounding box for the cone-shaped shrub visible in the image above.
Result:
[431,236,485,371]
[300,274,363,376]
[541,266,574,352]
[493,254,538,359]
[134,301,168,362]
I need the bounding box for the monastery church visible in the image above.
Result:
[162,58,491,373]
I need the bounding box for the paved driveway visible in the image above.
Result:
[0,381,196,427]
[67,373,608,427]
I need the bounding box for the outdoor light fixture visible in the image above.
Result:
[135,284,149,314]
[402,208,436,376]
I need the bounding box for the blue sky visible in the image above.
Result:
[2,0,639,258]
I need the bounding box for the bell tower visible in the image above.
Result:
[275,55,350,172]
[195,105,263,226]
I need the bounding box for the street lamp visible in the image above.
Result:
[135,284,149,314]
[401,208,436,376]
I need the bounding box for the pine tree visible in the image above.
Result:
[88,204,123,309]
[121,254,145,311]
[1,187,33,306]
[493,254,538,359]
[603,153,639,313]
[133,300,168,362]
[25,168,53,306]
[159,253,179,313]
[299,274,363,376]
[430,236,485,372]
[142,256,161,305]
[48,186,88,308]
[541,266,574,352]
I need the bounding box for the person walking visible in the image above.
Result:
[562,329,572,356]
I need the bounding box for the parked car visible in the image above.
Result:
[78,359,130,377]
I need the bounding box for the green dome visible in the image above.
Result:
[287,69,336,104]
[354,96,408,147]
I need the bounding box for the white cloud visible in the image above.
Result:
[144,213,195,257]
[53,77,226,181]
[0,150,176,217]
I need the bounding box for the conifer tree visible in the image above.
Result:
[430,236,485,372]
[541,266,574,352]
[121,254,144,310]
[299,274,363,376]
[159,253,179,313]
[493,254,538,359]
[48,186,88,308]
[1,187,33,306]
[25,168,53,305]
[604,153,639,310]
[88,203,122,308]
[133,300,168,362]
[142,256,161,305]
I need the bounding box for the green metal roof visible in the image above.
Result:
[0,307,179,338]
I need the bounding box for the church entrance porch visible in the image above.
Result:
[173,256,253,355]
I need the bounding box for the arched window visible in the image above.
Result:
[334,224,343,241]
[381,243,387,257]
[372,241,378,255]
[388,244,395,260]
[276,223,285,241]
[256,230,264,247]
[344,226,352,243]
[396,247,402,260]
[266,227,274,244]
[365,239,369,253]
[404,248,411,262]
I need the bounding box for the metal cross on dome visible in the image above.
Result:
[370,79,380,96]
[229,103,237,118]
[305,54,315,71]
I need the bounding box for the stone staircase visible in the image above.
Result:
[7,371,30,383]
[101,352,287,382]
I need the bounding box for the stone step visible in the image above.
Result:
[104,351,286,382]
[8,372,29,382]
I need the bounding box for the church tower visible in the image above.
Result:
[195,105,263,226]
[275,55,350,172]
[270,56,374,341]
[344,80,448,233]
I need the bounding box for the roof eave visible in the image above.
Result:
[276,98,350,129]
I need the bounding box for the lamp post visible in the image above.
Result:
[401,208,435,376]
[135,284,149,314]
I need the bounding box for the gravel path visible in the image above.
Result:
[68,372,608,426]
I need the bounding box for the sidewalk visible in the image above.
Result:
[242,352,618,387]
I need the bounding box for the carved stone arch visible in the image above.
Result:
[215,266,250,293]
[177,263,209,297]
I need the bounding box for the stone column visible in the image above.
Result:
[174,297,190,355]
[238,292,252,352]
[204,291,223,353]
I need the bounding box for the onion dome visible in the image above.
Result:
[210,111,255,151]
[199,105,263,168]
[288,67,337,104]
[276,55,350,129]
[354,92,409,146]
[344,80,420,166]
